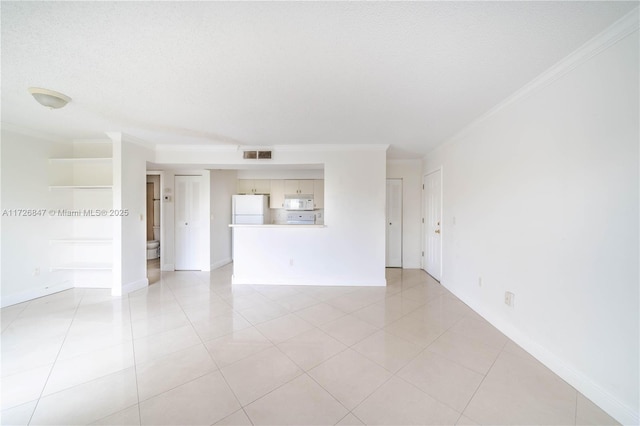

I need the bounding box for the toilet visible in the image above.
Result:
[146,240,160,260]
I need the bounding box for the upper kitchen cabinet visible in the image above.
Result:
[238,179,270,194]
[270,180,285,208]
[284,179,314,195]
[313,180,324,209]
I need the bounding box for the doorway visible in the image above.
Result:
[423,169,442,281]
[386,178,403,267]
[146,173,161,284]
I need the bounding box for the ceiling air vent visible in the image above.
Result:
[243,150,272,160]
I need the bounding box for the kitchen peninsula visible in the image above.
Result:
[230,222,328,286]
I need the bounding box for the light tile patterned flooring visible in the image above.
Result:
[1,266,619,425]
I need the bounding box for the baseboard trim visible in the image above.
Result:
[211,258,232,270]
[445,285,638,425]
[161,263,174,272]
[1,281,73,308]
[112,278,148,297]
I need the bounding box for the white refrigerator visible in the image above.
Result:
[232,194,270,224]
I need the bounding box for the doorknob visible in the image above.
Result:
[435,229,440,234]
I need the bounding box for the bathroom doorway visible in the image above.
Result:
[146,173,161,284]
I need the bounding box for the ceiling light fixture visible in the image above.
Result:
[28,87,71,109]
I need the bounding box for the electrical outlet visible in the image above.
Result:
[504,291,515,307]
[478,277,482,287]
[33,267,40,276]
[289,259,294,266]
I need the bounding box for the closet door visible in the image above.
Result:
[175,175,202,270]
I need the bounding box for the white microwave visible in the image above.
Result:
[284,195,314,210]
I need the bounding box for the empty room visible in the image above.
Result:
[1,2,638,425]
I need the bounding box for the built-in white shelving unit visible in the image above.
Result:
[48,140,114,288]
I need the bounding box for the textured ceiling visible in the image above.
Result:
[1,1,637,158]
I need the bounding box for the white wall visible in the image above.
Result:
[0,129,73,306]
[210,170,236,269]
[200,170,212,271]
[155,145,388,286]
[160,170,176,271]
[386,160,423,268]
[237,169,324,180]
[423,27,639,424]
[110,133,155,295]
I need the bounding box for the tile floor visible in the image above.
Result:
[1,266,620,425]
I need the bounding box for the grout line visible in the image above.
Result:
[129,274,244,422]
[26,289,86,425]
[201,290,352,418]
[169,274,253,425]
[372,303,486,419]
[126,290,143,426]
[574,387,579,426]
[231,276,449,422]
[1,298,32,331]
[454,344,505,425]
[240,406,256,426]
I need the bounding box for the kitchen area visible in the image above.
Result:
[152,144,387,288]
[229,174,329,286]
[231,178,324,226]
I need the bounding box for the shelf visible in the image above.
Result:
[49,158,112,163]
[50,239,112,244]
[49,185,112,190]
[50,262,112,271]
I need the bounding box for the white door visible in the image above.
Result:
[423,170,442,280]
[386,179,403,267]
[175,175,202,270]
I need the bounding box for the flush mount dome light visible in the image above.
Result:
[28,87,71,109]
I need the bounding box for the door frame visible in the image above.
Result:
[146,170,164,268]
[422,167,443,281]
[385,178,403,268]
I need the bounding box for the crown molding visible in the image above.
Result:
[154,143,389,153]
[431,6,639,156]
[273,144,389,152]
[105,132,156,150]
[70,138,112,144]
[155,143,240,152]
[122,133,156,150]
[387,158,422,165]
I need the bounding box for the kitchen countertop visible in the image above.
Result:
[228,224,325,228]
